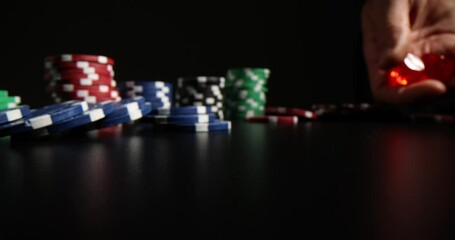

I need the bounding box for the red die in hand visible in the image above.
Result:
[421,53,455,83]
[388,53,455,87]
[388,53,426,87]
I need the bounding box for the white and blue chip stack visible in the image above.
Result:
[143,106,231,132]
[93,97,152,129]
[0,100,89,137]
[118,81,172,110]
[0,96,154,137]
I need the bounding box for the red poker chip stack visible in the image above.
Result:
[44,54,121,103]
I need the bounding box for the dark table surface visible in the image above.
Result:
[1,120,455,239]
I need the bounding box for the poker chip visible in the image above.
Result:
[224,68,270,119]
[176,76,225,119]
[265,107,317,120]
[55,89,119,99]
[46,67,114,78]
[106,97,147,119]
[47,101,115,133]
[26,101,88,130]
[0,102,17,109]
[121,81,172,89]
[0,100,88,136]
[0,96,21,104]
[44,61,114,72]
[45,73,114,82]
[0,105,31,124]
[48,78,117,88]
[0,89,23,110]
[51,84,113,93]
[174,120,232,132]
[145,113,216,124]
[151,106,214,115]
[246,115,298,124]
[45,54,120,103]
[45,54,115,65]
[118,81,173,109]
[95,102,152,128]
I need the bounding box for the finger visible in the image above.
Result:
[377,0,412,70]
[375,79,447,104]
[411,34,455,56]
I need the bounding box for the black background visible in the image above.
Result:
[0,0,369,108]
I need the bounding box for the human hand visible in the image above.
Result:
[362,0,455,104]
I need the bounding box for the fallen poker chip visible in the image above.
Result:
[150,106,213,115]
[0,105,31,124]
[45,54,115,65]
[106,96,147,118]
[174,120,231,132]
[25,101,89,130]
[149,101,171,109]
[47,101,115,133]
[96,102,152,128]
[145,113,216,124]
[246,115,298,124]
[0,100,87,136]
[265,107,316,120]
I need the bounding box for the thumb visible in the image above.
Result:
[377,80,447,104]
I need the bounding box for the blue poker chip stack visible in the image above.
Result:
[144,106,231,132]
[118,81,172,110]
[0,105,31,125]
[0,97,156,137]
[0,100,90,137]
[47,101,116,133]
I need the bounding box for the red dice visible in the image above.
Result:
[388,53,455,87]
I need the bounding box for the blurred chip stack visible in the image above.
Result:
[44,54,120,103]
[224,67,270,119]
[118,81,173,110]
[175,76,225,119]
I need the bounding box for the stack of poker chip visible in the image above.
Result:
[0,97,153,137]
[44,54,120,104]
[224,68,270,119]
[117,81,172,110]
[175,76,225,119]
[0,90,21,110]
[143,106,231,132]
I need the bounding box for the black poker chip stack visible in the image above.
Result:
[175,76,225,119]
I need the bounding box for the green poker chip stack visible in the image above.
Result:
[0,90,21,110]
[224,68,270,119]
